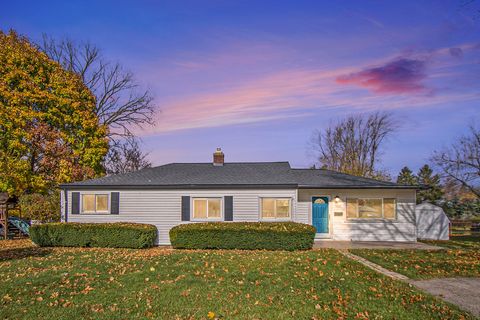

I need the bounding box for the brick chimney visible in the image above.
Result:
[213,148,224,166]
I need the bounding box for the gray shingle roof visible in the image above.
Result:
[291,169,403,188]
[61,162,417,189]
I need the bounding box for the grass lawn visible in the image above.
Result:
[421,235,480,250]
[0,240,474,320]
[351,236,480,280]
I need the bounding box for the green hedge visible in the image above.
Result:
[169,222,316,251]
[30,222,157,249]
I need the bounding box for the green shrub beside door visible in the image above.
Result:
[170,222,316,251]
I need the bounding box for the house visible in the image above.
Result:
[59,148,419,245]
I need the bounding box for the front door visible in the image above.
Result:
[312,197,329,233]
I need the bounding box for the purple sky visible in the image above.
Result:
[2,0,479,175]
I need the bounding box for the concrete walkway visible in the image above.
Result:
[340,250,409,280]
[411,278,480,317]
[341,250,480,317]
[313,240,442,250]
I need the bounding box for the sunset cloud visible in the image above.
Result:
[135,69,477,136]
[138,68,350,134]
[336,58,428,94]
[132,43,478,136]
[449,47,463,59]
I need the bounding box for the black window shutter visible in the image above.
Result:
[181,196,190,221]
[71,192,80,214]
[111,192,120,214]
[224,196,233,221]
[64,189,69,222]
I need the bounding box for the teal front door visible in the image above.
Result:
[312,197,329,233]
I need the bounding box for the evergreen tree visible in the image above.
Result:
[416,164,444,204]
[396,166,417,185]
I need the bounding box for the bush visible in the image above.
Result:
[19,191,61,222]
[169,222,316,251]
[30,222,157,249]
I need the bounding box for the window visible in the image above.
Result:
[261,198,291,219]
[346,198,396,220]
[358,199,382,218]
[82,194,109,213]
[262,199,275,218]
[193,198,222,219]
[383,198,396,219]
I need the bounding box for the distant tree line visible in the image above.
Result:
[395,126,480,218]
[311,112,479,218]
[396,165,444,204]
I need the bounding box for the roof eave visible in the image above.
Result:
[60,183,421,190]
[59,183,299,190]
[297,185,421,189]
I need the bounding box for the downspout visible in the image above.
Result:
[294,188,298,222]
[414,189,417,241]
[64,189,68,222]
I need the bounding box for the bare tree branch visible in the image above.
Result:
[103,137,152,175]
[432,125,480,198]
[40,35,156,142]
[310,112,396,180]
[40,35,156,173]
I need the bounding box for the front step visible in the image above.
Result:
[315,233,331,240]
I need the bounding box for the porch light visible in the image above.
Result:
[334,195,340,202]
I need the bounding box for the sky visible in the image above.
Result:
[2,0,479,176]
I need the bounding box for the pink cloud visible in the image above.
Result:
[135,67,356,134]
[336,58,428,94]
[131,43,478,136]
[135,70,478,136]
[449,47,463,59]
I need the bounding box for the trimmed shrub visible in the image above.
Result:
[169,222,316,251]
[30,222,157,249]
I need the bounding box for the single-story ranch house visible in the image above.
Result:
[60,149,418,245]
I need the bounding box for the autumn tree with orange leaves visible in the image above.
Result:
[0,31,108,195]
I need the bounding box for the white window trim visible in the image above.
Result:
[260,198,292,221]
[191,197,223,221]
[346,197,397,221]
[81,193,110,214]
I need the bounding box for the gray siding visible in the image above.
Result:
[62,188,417,244]
[64,189,296,245]
[297,189,417,241]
